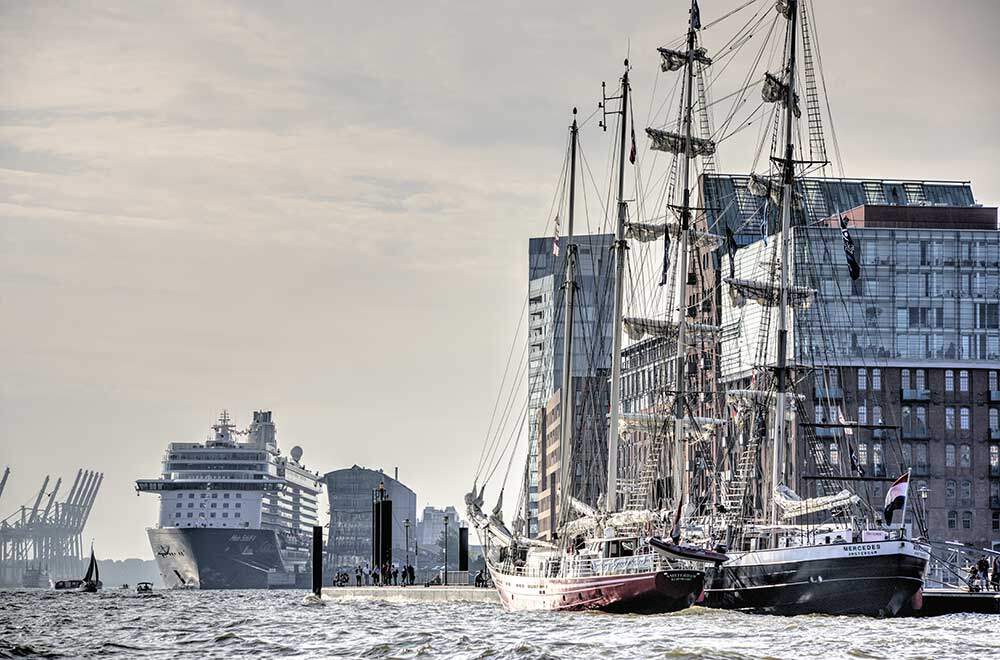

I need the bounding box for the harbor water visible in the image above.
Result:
[2,589,997,659]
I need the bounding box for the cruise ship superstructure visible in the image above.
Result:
[137,410,323,589]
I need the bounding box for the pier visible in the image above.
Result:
[322,586,500,605]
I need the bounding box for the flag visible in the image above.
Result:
[552,214,561,256]
[658,231,671,286]
[848,444,864,476]
[724,224,737,279]
[883,472,909,525]
[691,0,702,30]
[840,215,861,280]
[629,125,637,164]
[838,406,853,436]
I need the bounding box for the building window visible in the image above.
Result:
[873,442,884,472]
[235,513,241,518]
[222,513,229,518]
[915,369,926,389]
[948,511,957,529]
[829,442,839,466]
[959,370,969,392]
[946,408,956,431]
[815,405,825,422]
[990,370,998,391]
[991,445,999,472]
[235,503,241,509]
[176,502,182,508]
[960,407,970,431]
[223,503,229,509]
[960,480,972,504]
[962,511,973,529]
[872,368,881,391]
[916,443,928,469]
[873,405,883,425]
[858,368,867,390]
[175,513,181,518]
[960,444,971,468]
[901,369,911,390]
[224,493,230,499]
[858,442,868,466]
[946,370,955,392]
[946,444,956,467]
[902,443,913,467]
[858,403,867,425]
[236,493,242,499]
[210,513,216,518]
[211,493,218,499]
[210,503,217,508]
[946,480,956,501]
[990,409,999,432]
[187,512,193,518]
[993,512,999,532]
[188,493,195,499]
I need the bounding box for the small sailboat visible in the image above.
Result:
[79,547,102,592]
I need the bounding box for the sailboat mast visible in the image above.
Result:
[672,2,699,495]
[606,61,630,512]
[557,109,579,532]
[771,0,798,529]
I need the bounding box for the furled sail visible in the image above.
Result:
[622,412,728,432]
[747,172,802,209]
[761,72,801,118]
[726,389,804,405]
[774,485,859,519]
[724,277,815,308]
[626,220,723,249]
[646,128,717,156]
[623,317,721,341]
[658,46,713,72]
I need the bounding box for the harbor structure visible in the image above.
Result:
[525,233,615,537]
[323,466,416,570]
[136,410,323,589]
[0,467,103,586]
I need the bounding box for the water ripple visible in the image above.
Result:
[0,589,996,659]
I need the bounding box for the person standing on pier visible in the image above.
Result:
[978,556,991,591]
[992,556,1000,591]
[355,565,362,587]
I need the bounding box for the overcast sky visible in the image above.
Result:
[2,1,998,559]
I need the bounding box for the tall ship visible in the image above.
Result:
[136,410,323,589]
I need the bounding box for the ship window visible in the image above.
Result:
[947,511,957,529]
[962,511,973,529]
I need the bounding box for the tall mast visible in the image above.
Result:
[557,109,579,532]
[671,0,699,497]
[771,0,798,530]
[605,61,630,512]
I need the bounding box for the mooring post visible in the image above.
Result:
[312,525,323,597]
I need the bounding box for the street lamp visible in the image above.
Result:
[917,486,930,538]
[443,515,449,586]
[404,518,411,570]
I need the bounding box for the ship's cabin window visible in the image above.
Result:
[604,538,638,558]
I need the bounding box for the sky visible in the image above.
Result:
[2,0,999,559]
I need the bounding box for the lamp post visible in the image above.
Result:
[917,486,930,538]
[404,518,411,566]
[443,515,449,586]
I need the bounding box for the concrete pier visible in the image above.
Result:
[322,586,500,605]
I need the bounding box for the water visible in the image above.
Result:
[1,589,996,659]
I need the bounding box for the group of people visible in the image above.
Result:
[353,562,416,587]
[967,555,1000,592]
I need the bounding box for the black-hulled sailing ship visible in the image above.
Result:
[643,0,928,616]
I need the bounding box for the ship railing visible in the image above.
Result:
[490,551,671,579]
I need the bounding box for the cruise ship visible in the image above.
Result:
[136,410,323,589]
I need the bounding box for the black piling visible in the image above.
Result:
[312,525,323,597]
[458,527,469,572]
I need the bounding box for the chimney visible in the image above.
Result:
[394,467,399,482]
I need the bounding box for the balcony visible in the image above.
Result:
[813,385,844,400]
[902,423,929,439]
[901,388,931,402]
[989,390,1000,403]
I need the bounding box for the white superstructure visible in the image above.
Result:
[138,411,322,545]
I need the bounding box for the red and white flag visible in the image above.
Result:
[838,406,853,436]
[883,472,909,525]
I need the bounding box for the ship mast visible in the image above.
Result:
[557,109,579,533]
[770,0,798,531]
[604,61,630,513]
[671,0,700,495]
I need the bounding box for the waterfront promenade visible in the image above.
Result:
[322,585,500,605]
